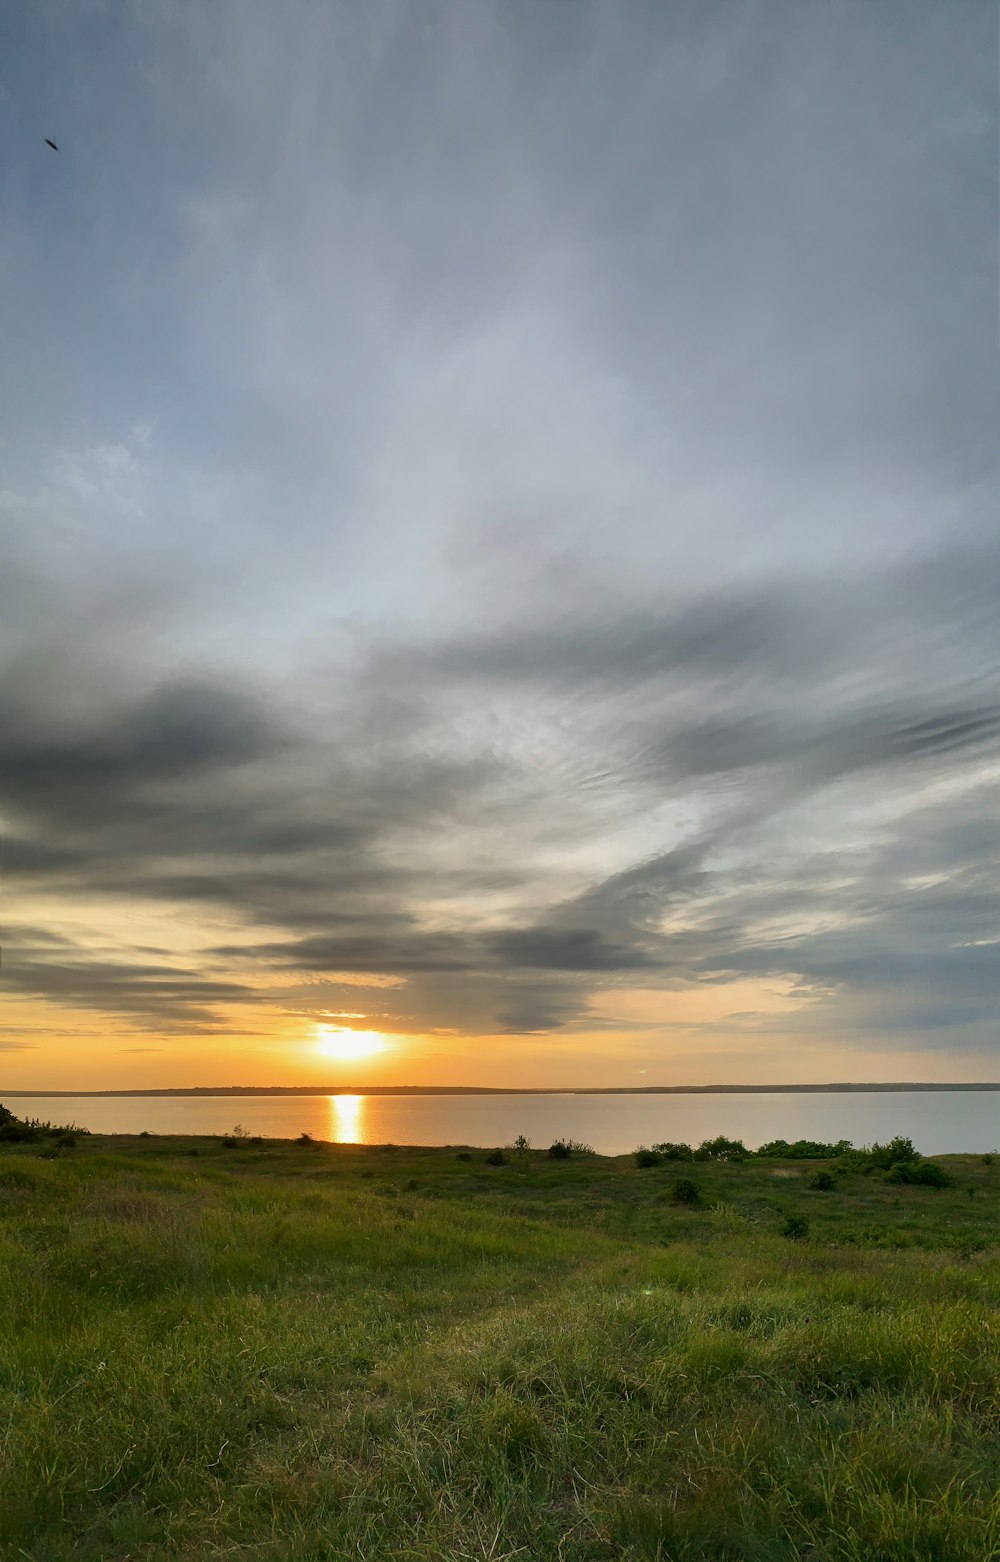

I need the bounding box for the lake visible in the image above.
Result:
[7,1091,998,1156]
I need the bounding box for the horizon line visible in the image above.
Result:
[2,1081,998,1097]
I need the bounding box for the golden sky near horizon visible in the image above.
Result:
[1,923,988,1091]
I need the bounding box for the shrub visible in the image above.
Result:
[757,1138,851,1159]
[808,1170,835,1191]
[652,1141,693,1160]
[669,1176,700,1206]
[887,1160,950,1188]
[834,1148,875,1174]
[0,1104,84,1144]
[0,1119,41,1144]
[868,1136,919,1169]
[694,1135,747,1163]
[982,1153,994,1165]
[456,1151,473,1162]
[547,1140,572,1159]
[836,1137,926,1176]
[55,1133,77,1149]
[782,1215,809,1241]
[485,1149,507,1166]
[510,1135,532,1170]
[296,1132,314,1146]
[633,1147,661,1168]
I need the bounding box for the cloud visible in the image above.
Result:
[2,539,998,1046]
[2,940,264,1032]
[0,2,996,1068]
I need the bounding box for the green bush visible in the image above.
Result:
[652,1141,693,1160]
[887,1160,950,1188]
[782,1215,810,1241]
[633,1147,661,1168]
[547,1140,571,1159]
[868,1136,919,1169]
[808,1170,836,1191]
[835,1136,928,1176]
[485,1149,506,1166]
[757,1138,851,1159]
[694,1135,747,1163]
[0,1119,41,1144]
[669,1176,700,1206]
[0,1103,84,1144]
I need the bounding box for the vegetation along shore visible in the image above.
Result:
[1,1104,997,1560]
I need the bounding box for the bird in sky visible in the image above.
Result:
[44,138,58,151]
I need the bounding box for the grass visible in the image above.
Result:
[0,1130,997,1560]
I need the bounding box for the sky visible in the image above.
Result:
[1,0,998,1090]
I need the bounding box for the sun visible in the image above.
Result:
[316,1026,386,1063]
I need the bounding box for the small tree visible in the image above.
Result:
[511,1135,532,1171]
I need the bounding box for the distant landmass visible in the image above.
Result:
[3,1082,998,1097]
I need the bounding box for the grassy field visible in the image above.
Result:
[0,1126,997,1561]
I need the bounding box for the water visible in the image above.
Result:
[7,1091,998,1156]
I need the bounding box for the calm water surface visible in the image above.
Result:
[9,1091,998,1155]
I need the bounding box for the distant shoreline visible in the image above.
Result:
[2,1083,997,1098]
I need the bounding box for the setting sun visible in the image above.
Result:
[316,1026,386,1063]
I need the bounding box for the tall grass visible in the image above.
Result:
[0,1132,996,1559]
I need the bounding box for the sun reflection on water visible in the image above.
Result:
[328,1094,366,1144]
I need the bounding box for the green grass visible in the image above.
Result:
[0,1133,997,1560]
